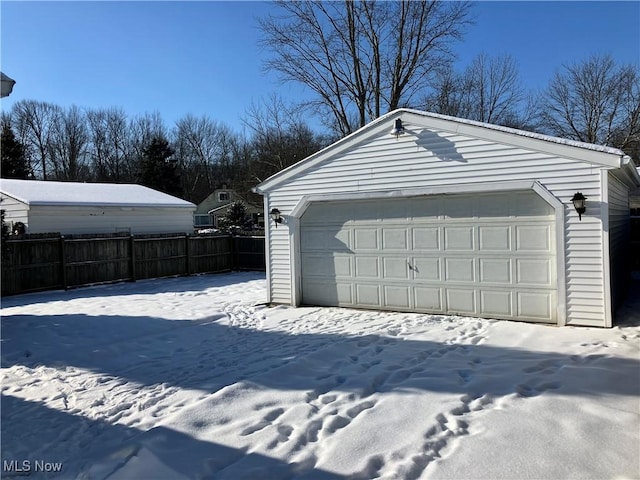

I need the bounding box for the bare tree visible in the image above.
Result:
[126,111,169,181]
[539,54,640,157]
[423,53,533,128]
[260,0,473,136]
[173,114,236,201]
[242,95,326,183]
[87,107,131,182]
[11,100,60,179]
[48,105,90,181]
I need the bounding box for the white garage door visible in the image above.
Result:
[300,191,557,323]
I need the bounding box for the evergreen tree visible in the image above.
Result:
[1,122,32,179]
[138,136,181,197]
[218,201,250,231]
[226,201,248,226]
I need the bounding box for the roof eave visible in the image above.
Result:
[27,201,195,208]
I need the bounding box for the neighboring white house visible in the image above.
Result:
[0,179,196,235]
[255,108,640,328]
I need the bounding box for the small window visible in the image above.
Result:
[218,192,230,202]
[194,214,213,227]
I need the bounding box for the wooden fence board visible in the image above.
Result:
[1,234,264,296]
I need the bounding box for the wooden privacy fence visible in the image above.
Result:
[1,234,265,296]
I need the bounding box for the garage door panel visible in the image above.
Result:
[412,227,440,250]
[480,290,513,316]
[383,257,410,279]
[516,225,552,252]
[445,258,475,282]
[354,228,378,250]
[302,228,351,252]
[334,255,352,277]
[415,287,443,311]
[303,280,354,305]
[446,288,476,314]
[355,256,379,278]
[517,259,552,285]
[444,226,474,251]
[301,192,557,323]
[480,258,512,283]
[384,286,410,309]
[356,284,380,306]
[301,228,327,250]
[382,228,408,250]
[303,254,352,278]
[479,226,511,251]
[517,292,553,321]
[413,257,441,281]
[302,255,332,277]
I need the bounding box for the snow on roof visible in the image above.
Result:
[0,179,195,208]
[401,108,628,157]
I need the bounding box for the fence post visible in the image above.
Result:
[60,236,68,290]
[185,234,191,275]
[129,235,136,282]
[231,235,238,271]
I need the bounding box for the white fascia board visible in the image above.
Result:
[255,110,400,193]
[0,192,28,207]
[400,110,624,168]
[622,157,640,186]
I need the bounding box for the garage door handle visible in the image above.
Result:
[407,262,413,271]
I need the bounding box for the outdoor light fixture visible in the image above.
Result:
[270,208,283,227]
[390,118,405,138]
[571,192,587,220]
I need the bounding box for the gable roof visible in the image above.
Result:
[0,179,195,208]
[255,108,635,193]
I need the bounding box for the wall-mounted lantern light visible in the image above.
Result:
[571,192,587,220]
[270,208,283,227]
[390,118,405,138]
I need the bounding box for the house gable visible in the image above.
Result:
[256,109,632,194]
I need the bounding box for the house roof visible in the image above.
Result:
[0,179,195,208]
[255,108,636,193]
[207,202,263,215]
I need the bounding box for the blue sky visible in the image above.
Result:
[1,1,639,133]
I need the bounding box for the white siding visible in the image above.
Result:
[265,121,610,326]
[27,205,194,235]
[607,173,630,313]
[0,194,29,226]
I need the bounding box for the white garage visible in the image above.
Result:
[255,109,640,327]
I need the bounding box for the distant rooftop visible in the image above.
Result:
[0,179,195,208]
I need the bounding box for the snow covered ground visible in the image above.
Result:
[1,272,638,480]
